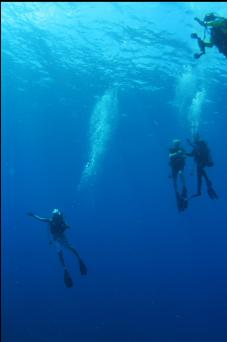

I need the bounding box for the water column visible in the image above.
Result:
[79,87,118,189]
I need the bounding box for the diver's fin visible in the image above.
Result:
[176,192,186,212]
[207,185,218,199]
[180,196,188,211]
[181,187,188,210]
[79,259,87,276]
[182,197,188,209]
[182,186,187,198]
[194,52,203,59]
[64,269,73,288]
[176,192,182,212]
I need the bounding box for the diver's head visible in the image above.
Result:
[173,139,181,148]
[204,13,216,22]
[52,208,63,222]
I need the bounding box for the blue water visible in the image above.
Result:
[2,2,227,342]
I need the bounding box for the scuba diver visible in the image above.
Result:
[169,139,188,212]
[27,209,87,288]
[187,134,218,199]
[191,12,227,59]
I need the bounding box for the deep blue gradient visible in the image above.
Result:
[2,3,227,342]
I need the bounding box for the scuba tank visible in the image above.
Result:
[197,140,214,167]
[187,137,214,167]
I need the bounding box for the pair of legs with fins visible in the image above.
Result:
[191,166,218,200]
[58,246,87,288]
[173,170,188,212]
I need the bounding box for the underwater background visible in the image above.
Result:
[2,2,227,342]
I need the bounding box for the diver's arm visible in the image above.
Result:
[169,152,176,158]
[187,138,195,148]
[27,212,50,222]
[206,19,225,28]
[194,17,206,27]
[169,150,182,158]
[63,222,70,229]
[186,140,195,156]
[169,150,179,158]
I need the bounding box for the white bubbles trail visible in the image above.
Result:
[174,65,206,139]
[174,65,197,116]
[79,87,118,189]
[188,88,206,138]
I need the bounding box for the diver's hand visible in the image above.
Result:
[194,17,206,27]
[27,212,34,217]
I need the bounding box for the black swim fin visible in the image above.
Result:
[182,196,188,209]
[207,185,218,199]
[176,192,187,212]
[182,186,187,198]
[176,192,182,212]
[79,259,87,276]
[180,197,188,211]
[180,187,188,211]
[64,269,73,288]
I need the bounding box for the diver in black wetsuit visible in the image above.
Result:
[27,209,87,288]
[169,139,188,212]
[187,134,218,199]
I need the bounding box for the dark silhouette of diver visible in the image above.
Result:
[169,139,188,212]
[187,134,218,199]
[191,13,227,59]
[27,209,87,288]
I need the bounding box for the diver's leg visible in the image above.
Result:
[179,170,188,209]
[65,240,81,260]
[173,177,178,193]
[173,172,184,211]
[191,165,202,198]
[191,34,205,58]
[178,170,187,197]
[66,243,87,275]
[201,168,211,186]
[57,246,73,287]
[202,168,218,199]
[172,167,178,193]
[58,250,66,268]
[197,165,203,195]
[179,170,186,190]
[197,37,206,53]
[61,235,80,259]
